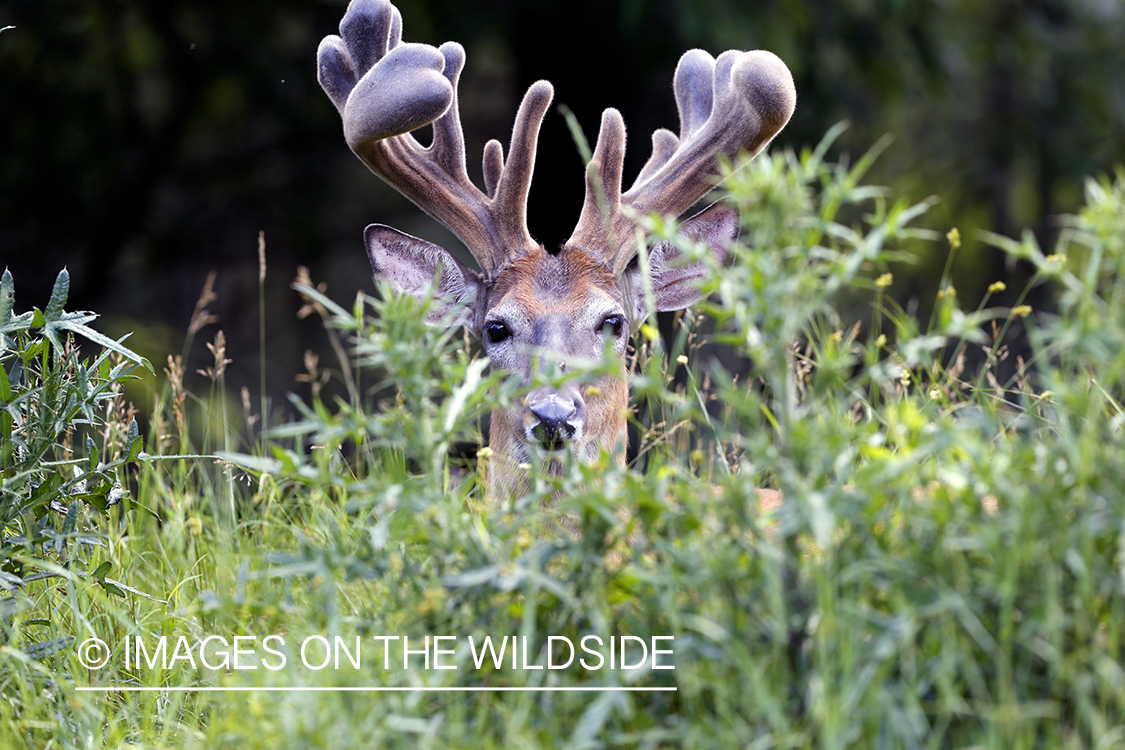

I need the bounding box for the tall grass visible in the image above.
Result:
[3,142,1125,748]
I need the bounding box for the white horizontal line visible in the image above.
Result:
[75,686,675,692]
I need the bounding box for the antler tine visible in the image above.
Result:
[318,0,550,279]
[569,109,630,273]
[480,77,553,207]
[482,140,504,199]
[494,81,554,246]
[567,47,796,272]
[427,42,469,190]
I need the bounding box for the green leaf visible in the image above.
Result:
[75,488,111,513]
[97,579,126,598]
[218,451,283,475]
[85,435,100,471]
[217,450,319,481]
[44,269,69,323]
[0,596,21,621]
[50,320,152,372]
[56,311,97,326]
[102,576,165,602]
[1,311,35,331]
[62,502,79,538]
[23,635,76,660]
[0,358,10,401]
[0,269,14,328]
[91,561,112,580]
[127,418,142,460]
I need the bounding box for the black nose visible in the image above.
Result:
[528,395,578,451]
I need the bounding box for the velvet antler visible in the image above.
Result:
[568,48,797,274]
[317,0,551,279]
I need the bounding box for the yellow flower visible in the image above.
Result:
[418,587,445,617]
[875,273,893,290]
[946,227,961,250]
[988,281,1006,294]
[1011,305,1032,318]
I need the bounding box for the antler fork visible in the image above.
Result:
[318,0,796,279]
[569,48,797,274]
[317,0,550,279]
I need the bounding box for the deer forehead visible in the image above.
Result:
[485,247,625,325]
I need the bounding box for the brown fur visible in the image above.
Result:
[482,247,631,503]
[488,247,620,317]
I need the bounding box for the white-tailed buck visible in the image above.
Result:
[318,0,796,500]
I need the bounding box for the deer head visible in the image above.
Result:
[318,0,796,499]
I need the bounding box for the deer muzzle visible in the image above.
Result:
[524,389,585,452]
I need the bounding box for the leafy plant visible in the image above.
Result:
[5,143,1125,749]
[0,269,152,628]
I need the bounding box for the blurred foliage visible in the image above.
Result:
[1,0,1123,416]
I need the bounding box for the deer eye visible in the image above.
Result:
[599,314,626,338]
[484,321,512,344]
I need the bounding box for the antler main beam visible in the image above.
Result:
[317,0,550,278]
[569,48,797,273]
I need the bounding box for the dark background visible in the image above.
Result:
[3,0,1124,421]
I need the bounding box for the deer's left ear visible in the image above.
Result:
[625,203,738,321]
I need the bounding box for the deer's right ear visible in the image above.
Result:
[364,224,481,327]
[623,203,738,322]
